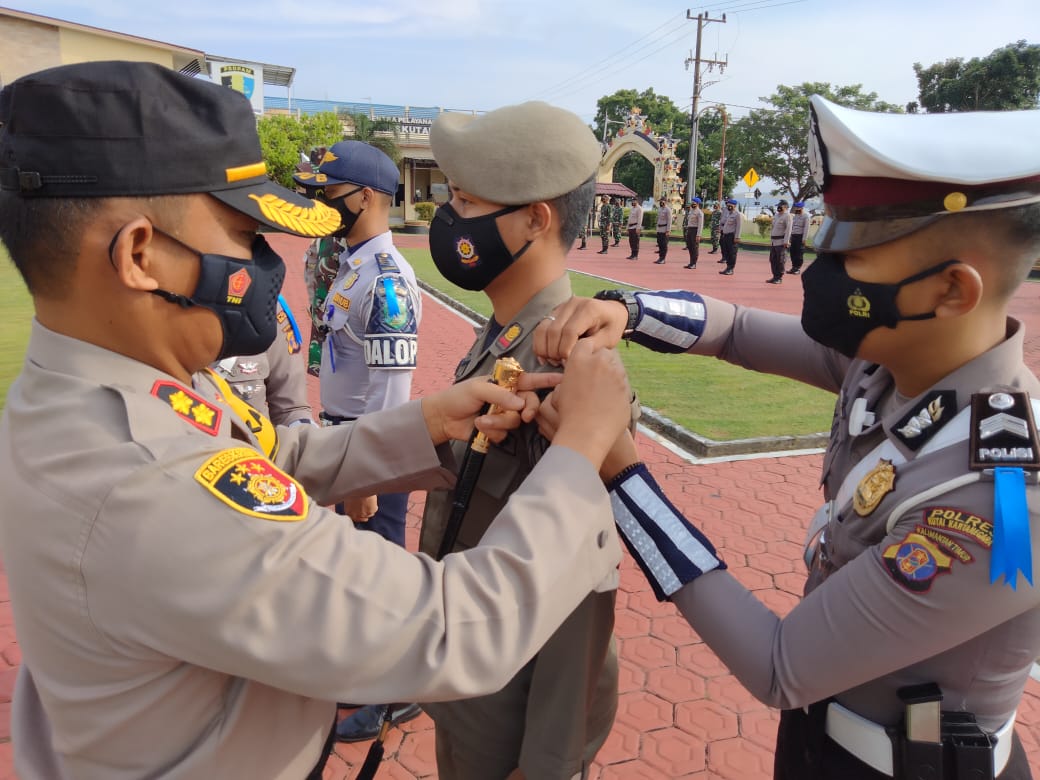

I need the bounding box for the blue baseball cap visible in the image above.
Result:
[293,140,399,195]
[793,201,805,208]
[691,197,702,204]
[725,198,737,205]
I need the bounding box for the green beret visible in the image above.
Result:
[430,101,601,206]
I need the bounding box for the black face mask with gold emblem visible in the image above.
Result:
[800,253,956,358]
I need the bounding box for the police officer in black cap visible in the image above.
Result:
[0,60,633,780]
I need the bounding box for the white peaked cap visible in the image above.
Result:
[808,95,1040,251]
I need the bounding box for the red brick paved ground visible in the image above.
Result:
[1,233,1038,779]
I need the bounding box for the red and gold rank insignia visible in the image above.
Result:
[881,531,953,593]
[195,447,308,521]
[496,323,523,351]
[853,458,896,516]
[151,380,222,436]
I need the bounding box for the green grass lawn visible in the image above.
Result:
[401,248,836,440]
[0,247,31,411]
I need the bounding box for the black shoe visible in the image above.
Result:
[786,268,800,275]
[766,277,782,284]
[629,256,638,261]
[578,246,586,250]
[613,242,620,246]
[719,269,734,275]
[684,263,696,269]
[716,258,726,264]
[708,250,718,254]
[596,249,608,254]
[654,259,665,264]
[336,703,422,742]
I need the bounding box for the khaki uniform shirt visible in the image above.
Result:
[673,299,1040,731]
[212,314,312,425]
[419,276,625,779]
[0,321,622,780]
[790,211,810,236]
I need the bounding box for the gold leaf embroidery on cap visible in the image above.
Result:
[943,192,968,212]
[248,193,342,237]
[225,161,268,183]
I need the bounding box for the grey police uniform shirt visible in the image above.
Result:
[419,276,628,779]
[0,321,622,780]
[721,208,742,235]
[212,312,312,426]
[656,204,672,234]
[627,204,643,230]
[770,210,792,246]
[669,298,1040,731]
[790,211,810,237]
[319,230,421,418]
[686,207,705,235]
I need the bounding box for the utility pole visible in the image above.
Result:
[684,11,727,204]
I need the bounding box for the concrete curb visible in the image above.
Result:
[417,279,830,458]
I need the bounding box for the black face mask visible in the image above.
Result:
[142,229,286,360]
[429,203,532,291]
[800,252,957,358]
[318,186,364,237]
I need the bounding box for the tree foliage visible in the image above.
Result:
[728,83,901,203]
[339,112,403,166]
[256,112,344,188]
[909,40,1040,113]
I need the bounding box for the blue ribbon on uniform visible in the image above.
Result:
[276,294,302,354]
[383,277,400,320]
[991,466,1033,590]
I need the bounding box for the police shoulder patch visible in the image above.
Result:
[881,530,954,593]
[195,447,308,521]
[151,380,222,435]
[375,252,399,274]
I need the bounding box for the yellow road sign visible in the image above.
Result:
[742,168,760,188]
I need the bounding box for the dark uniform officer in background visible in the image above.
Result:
[0,61,634,780]
[536,95,1040,779]
[787,200,810,275]
[420,101,632,780]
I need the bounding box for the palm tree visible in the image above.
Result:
[337,110,402,165]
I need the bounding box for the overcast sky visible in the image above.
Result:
[17,0,1040,125]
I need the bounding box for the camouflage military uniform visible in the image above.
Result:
[709,207,722,253]
[610,202,623,245]
[302,236,344,376]
[598,200,611,252]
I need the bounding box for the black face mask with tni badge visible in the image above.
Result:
[800,253,957,358]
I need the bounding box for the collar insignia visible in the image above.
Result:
[496,323,523,352]
[151,380,222,436]
[892,390,956,450]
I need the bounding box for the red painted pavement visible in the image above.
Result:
[0,233,1037,779]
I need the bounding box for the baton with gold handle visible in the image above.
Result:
[436,357,525,560]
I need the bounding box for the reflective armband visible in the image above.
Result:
[628,291,707,353]
[607,462,725,601]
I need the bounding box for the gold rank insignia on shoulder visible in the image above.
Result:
[151,380,222,436]
[195,447,308,521]
[853,458,897,516]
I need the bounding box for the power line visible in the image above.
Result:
[530,12,684,100]
[540,25,692,102]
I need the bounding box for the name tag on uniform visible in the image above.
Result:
[331,293,351,311]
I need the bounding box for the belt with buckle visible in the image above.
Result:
[825,701,1015,777]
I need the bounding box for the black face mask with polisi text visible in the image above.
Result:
[800,252,957,358]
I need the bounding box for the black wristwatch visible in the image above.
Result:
[593,289,640,332]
